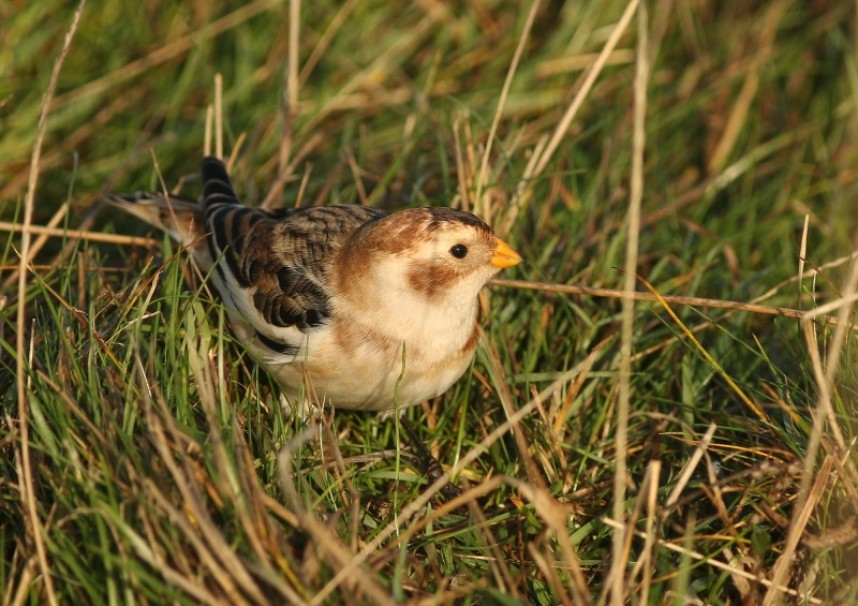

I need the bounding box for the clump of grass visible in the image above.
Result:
[2,0,858,603]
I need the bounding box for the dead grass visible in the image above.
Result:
[2,0,857,604]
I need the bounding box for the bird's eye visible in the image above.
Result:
[449,244,469,259]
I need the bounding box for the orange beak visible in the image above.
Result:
[490,238,523,269]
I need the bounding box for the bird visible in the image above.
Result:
[105,156,522,415]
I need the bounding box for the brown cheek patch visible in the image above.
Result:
[407,261,460,298]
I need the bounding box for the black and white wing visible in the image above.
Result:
[198,157,386,358]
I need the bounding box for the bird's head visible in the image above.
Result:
[339,207,522,311]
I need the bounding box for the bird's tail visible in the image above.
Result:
[200,156,240,212]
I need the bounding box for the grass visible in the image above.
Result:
[2,0,858,603]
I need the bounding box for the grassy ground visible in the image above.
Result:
[2,0,857,603]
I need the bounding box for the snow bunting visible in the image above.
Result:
[106,157,522,414]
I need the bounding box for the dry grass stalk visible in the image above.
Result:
[601,517,824,604]
[14,4,86,604]
[608,2,649,603]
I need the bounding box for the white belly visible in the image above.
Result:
[254,316,476,413]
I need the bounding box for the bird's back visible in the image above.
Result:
[105,158,387,361]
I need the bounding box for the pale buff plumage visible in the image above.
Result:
[105,157,522,414]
